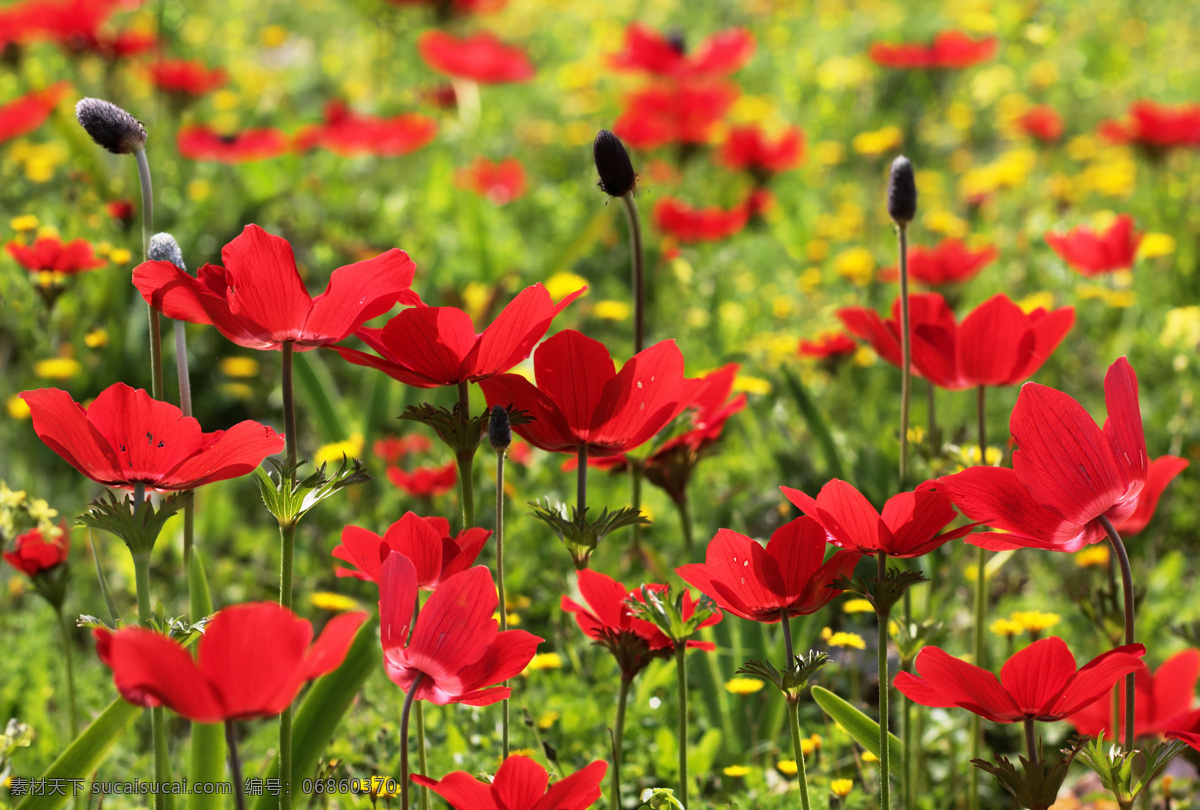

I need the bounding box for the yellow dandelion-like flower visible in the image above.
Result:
[834,247,875,287]
[220,356,260,378]
[524,652,563,673]
[10,215,39,232]
[852,346,875,367]
[831,778,854,798]
[260,24,288,47]
[800,738,817,756]
[509,748,537,759]
[723,765,751,778]
[776,759,798,776]
[862,751,879,763]
[314,433,365,467]
[813,141,846,167]
[545,272,588,302]
[366,775,399,798]
[1017,291,1056,314]
[309,592,360,612]
[907,425,926,445]
[1010,610,1060,634]
[84,328,109,348]
[109,248,133,264]
[842,599,874,614]
[34,357,82,380]
[1075,545,1111,568]
[852,126,902,157]
[188,179,211,202]
[7,395,31,420]
[797,267,824,294]
[827,632,867,650]
[808,734,822,751]
[593,300,631,321]
[1139,233,1175,259]
[725,677,765,695]
[733,375,771,395]
[537,710,559,729]
[990,618,1023,638]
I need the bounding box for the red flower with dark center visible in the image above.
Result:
[16,0,150,56]
[610,23,754,79]
[177,126,290,163]
[798,332,857,361]
[780,479,975,558]
[0,82,69,143]
[1044,215,1142,276]
[384,0,505,12]
[1098,101,1200,150]
[839,292,1074,390]
[294,100,437,157]
[21,383,284,493]
[936,357,1149,553]
[7,236,106,274]
[1112,455,1188,536]
[719,124,804,178]
[478,330,703,458]
[133,223,418,352]
[1070,649,1200,741]
[654,196,749,244]
[869,31,997,70]
[1018,105,1064,143]
[332,511,490,589]
[896,637,1145,723]
[3,525,69,578]
[877,238,998,286]
[677,517,861,623]
[386,460,457,498]
[454,157,527,205]
[413,756,606,810]
[613,80,738,150]
[561,569,717,681]
[380,554,541,705]
[337,283,584,388]
[94,602,367,722]
[147,59,227,97]
[418,31,534,84]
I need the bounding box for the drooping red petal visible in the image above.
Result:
[382,512,446,588]
[837,307,902,367]
[221,224,314,346]
[468,284,586,380]
[901,646,1022,723]
[681,528,786,622]
[795,549,862,614]
[94,627,223,721]
[479,373,579,453]
[1114,455,1188,535]
[332,526,388,581]
[159,419,284,489]
[936,466,1091,551]
[1100,357,1148,500]
[302,249,417,345]
[443,629,541,705]
[998,637,1079,717]
[1151,650,1200,727]
[410,772,499,810]
[332,345,440,388]
[439,528,492,582]
[575,569,631,631]
[405,566,498,685]
[379,552,418,654]
[380,307,478,385]
[1050,643,1146,719]
[20,388,122,485]
[492,750,551,809]
[134,260,273,349]
[534,759,608,810]
[535,330,616,440]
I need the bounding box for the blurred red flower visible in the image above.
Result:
[134,224,418,351]
[878,238,998,286]
[610,23,754,79]
[0,82,69,143]
[1112,455,1188,536]
[413,755,606,810]
[384,0,504,12]
[3,525,69,578]
[1044,215,1142,276]
[798,332,858,361]
[869,31,997,69]
[380,554,541,705]
[294,100,437,157]
[1070,649,1200,741]
[106,199,135,227]
[7,235,106,274]
[373,434,433,463]
[654,196,749,244]
[147,59,227,97]
[895,637,1145,724]
[387,459,457,498]
[1018,105,1064,143]
[333,511,490,589]
[14,0,154,57]
[94,602,367,722]
[21,383,284,493]
[719,124,804,179]
[418,31,534,84]
[613,80,738,150]
[176,126,290,163]
[454,156,527,205]
[1098,101,1200,151]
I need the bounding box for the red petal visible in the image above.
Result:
[1051,643,1147,719]
[937,466,1091,551]
[134,260,275,349]
[21,388,122,485]
[765,517,825,604]
[956,295,1036,387]
[535,330,615,440]
[681,528,785,622]
[880,488,959,557]
[83,384,208,488]
[534,760,607,810]
[837,307,901,367]
[410,772,499,810]
[1152,650,1200,728]
[379,553,418,653]
[300,610,369,681]
[377,307,478,386]
[998,637,1079,718]
[1168,731,1200,754]
[1101,357,1148,502]
[448,629,542,704]
[383,512,446,588]
[221,225,314,345]
[96,627,222,721]
[575,569,631,631]
[469,284,586,380]
[406,566,498,684]
[1011,306,1074,382]
[160,419,284,489]
[331,344,442,388]
[590,340,692,453]
[332,526,388,582]
[480,373,578,453]
[303,249,417,345]
[1114,455,1188,535]
[903,646,1022,723]
[492,753,550,809]
[787,479,889,554]
[794,549,861,614]
[688,29,755,76]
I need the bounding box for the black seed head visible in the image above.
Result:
[75,97,146,154]
[887,154,917,226]
[593,129,637,197]
[666,28,687,55]
[147,233,186,272]
[488,405,512,451]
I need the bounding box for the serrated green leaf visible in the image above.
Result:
[811,685,904,768]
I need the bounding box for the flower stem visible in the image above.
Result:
[611,675,631,810]
[279,341,298,810]
[780,608,794,660]
[969,384,989,810]
[400,673,426,810]
[132,545,168,810]
[456,381,476,530]
[1099,515,1136,753]
[134,148,163,401]
[415,703,429,810]
[54,605,78,739]
[174,320,195,568]
[787,700,812,810]
[620,192,645,354]
[577,444,588,518]
[630,461,643,553]
[1023,719,1038,766]
[496,448,510,759]
[674,494,693,554]
[897,223,911,488]
[225,721,247,810]
[877,553,892,809]
[674,644,689,809]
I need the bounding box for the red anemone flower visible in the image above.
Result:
[333,511,490,589]
[798,332,857,362]
[1098,101,1200,150]
[387,460,457,498]
[839,292,1075,390]
[1112,455,1188,536]
[780,479,975,558]
[869,31,997,70]
[936,357,1149,553]
[4,525,69,578]
[719,124,804,178]
[0,82,69,143]
[677,517,861,623]
[1070,649,1200,741]
[380,554,541,705]
[176,126,290,163]
[384,0,505,12]
[1169,731,1200,753]
[478,330,703,458]
[896,637,1146,724]
[293,100,437,157]
[337,283,583,388]
[133,224,418,352]
[107,199,135,227]
[613,81,738,150]
[94,602,367,722]
[147,59,227,97]
[654,196,749,244]
[1018,106,1064,143]
[7,236,106,274]
[878,238,998,286]
[610,24,754,79]
[373,434,433,463]
[21,383,284,492]
[454,157,527,205]
[561,569,717,681]
[1045,215,1142,276]
[413,756,606,810]
[418,31,534,84]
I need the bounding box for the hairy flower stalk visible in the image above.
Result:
[1099,514,1137,753]
[780,611,813,810]
[278,340,299,810]
[456,381,476,530]
[129,483,169,810]
[970,384,988,810]
[490,406,512,758]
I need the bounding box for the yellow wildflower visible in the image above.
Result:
[309,592,360,612]
[34,357,81,380]
[816,56,871,91]
[545,272,588,302]
[924,209,968,238]
[990,618,1023,638]
[537,710,559,729]
[777,759,798,776]
[593,300,631,321]
[827,632,867,650]
[805,239,830,262]
[862,751,878,763]
[260,25,288,47]
[188,180,211,202]
[84,328,109,348]
[7,395,31,420]
[1017,292,1056,314]
[808,733,822,751]
[831,778,854,798]
[314,433,364,467]
[524,653,563,673]
[733,375,771,395]
[723,765,751,778]
[852,126,902,157]
[1160,307,1200,350]
[800,737,817,756]
[109,248,133,264]
[1139,233,1175,259]
[843,599,874,614]
[1010,611,1060,634]
[959,445,1003,468]
[725,677,765,695]
[220,382,253,400]
[1075,545,1110,568]
[10,215,39,232]
[834,247,874,286]
[220,356,260,378]
[813,141,846,167]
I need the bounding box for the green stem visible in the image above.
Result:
[279,341,298,810]
[225,721,246,810]
[577,444,588,518]
[175,319,195,568]
[54,605,78,739]
[132,544,167,810]
[674,644,689,809]
[897,224,911,488]
[970,384,989,810]
[787,701,812,810]
[877,554,891,809]
[496,449,509,759]
[675,494,693,554]
[630,462,643,553]
[415,703,429,810]
[456,381,476,529]
[1099,515,1136,753]
[620,192,645,354]
[134,148,162,401]
[400,673,425,810]
[1023,719,1038,766]
[611,676,631,810]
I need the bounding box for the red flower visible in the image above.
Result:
[336,283,583,388]
[1113,455,1188,536]
[1018,105,1064,143]
[176,126,290,163]
[332,511,490,589]
[3,525,69,578]
[387,460,457,498]
[719,124,804,178]
[418,31,534,84]
[654,196,749,244]
[677,518,860,623]
[373,434,433,464]
[936,357,1148,553]
[780,479,975,558]
[106,199,135,227]
[94,602,367,722]
[413,755,606,810]
[379,554,541,705]
[798,332,857,361]
[1169,730,1200,752]
[294,100,437,158]
[896,637,1145,723]
[869,31,997,70]
[147,59,227,97]
[7,236,106,274]
[613,80,738,150]
[1070,649,1200,741]
[133,223,418,352]
[384,0,505,12]
[1099,101,1200,150]
[454,157,527,205]
[1045,215,1142,276]
[610,23,754,79]
[877,238,998,286]
[0,82,69,143]
[21,383,284,492]
[561,569,717,681]
[478,330,703,458]
[839,293,1074,390]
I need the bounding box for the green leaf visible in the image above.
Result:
[187,550,224,810]
[781,367,844,480]
[293,351,351,441]
[811,685,904,767]
[16,699,141,810]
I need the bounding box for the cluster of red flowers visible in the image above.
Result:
[869,30,997,70]
[0,0,155,58]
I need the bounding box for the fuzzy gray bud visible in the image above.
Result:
[593,129,637,197]
[75,97,146,154]
[488,405,512,451]
[147,233,186,272]
[887,155,917,225]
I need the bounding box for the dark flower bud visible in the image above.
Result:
[887,154,917,225]
[147,233,186,272]
[488,405,511,451]
[666,29,687,55]
[75,98,146,154]
[593,129,637,197]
